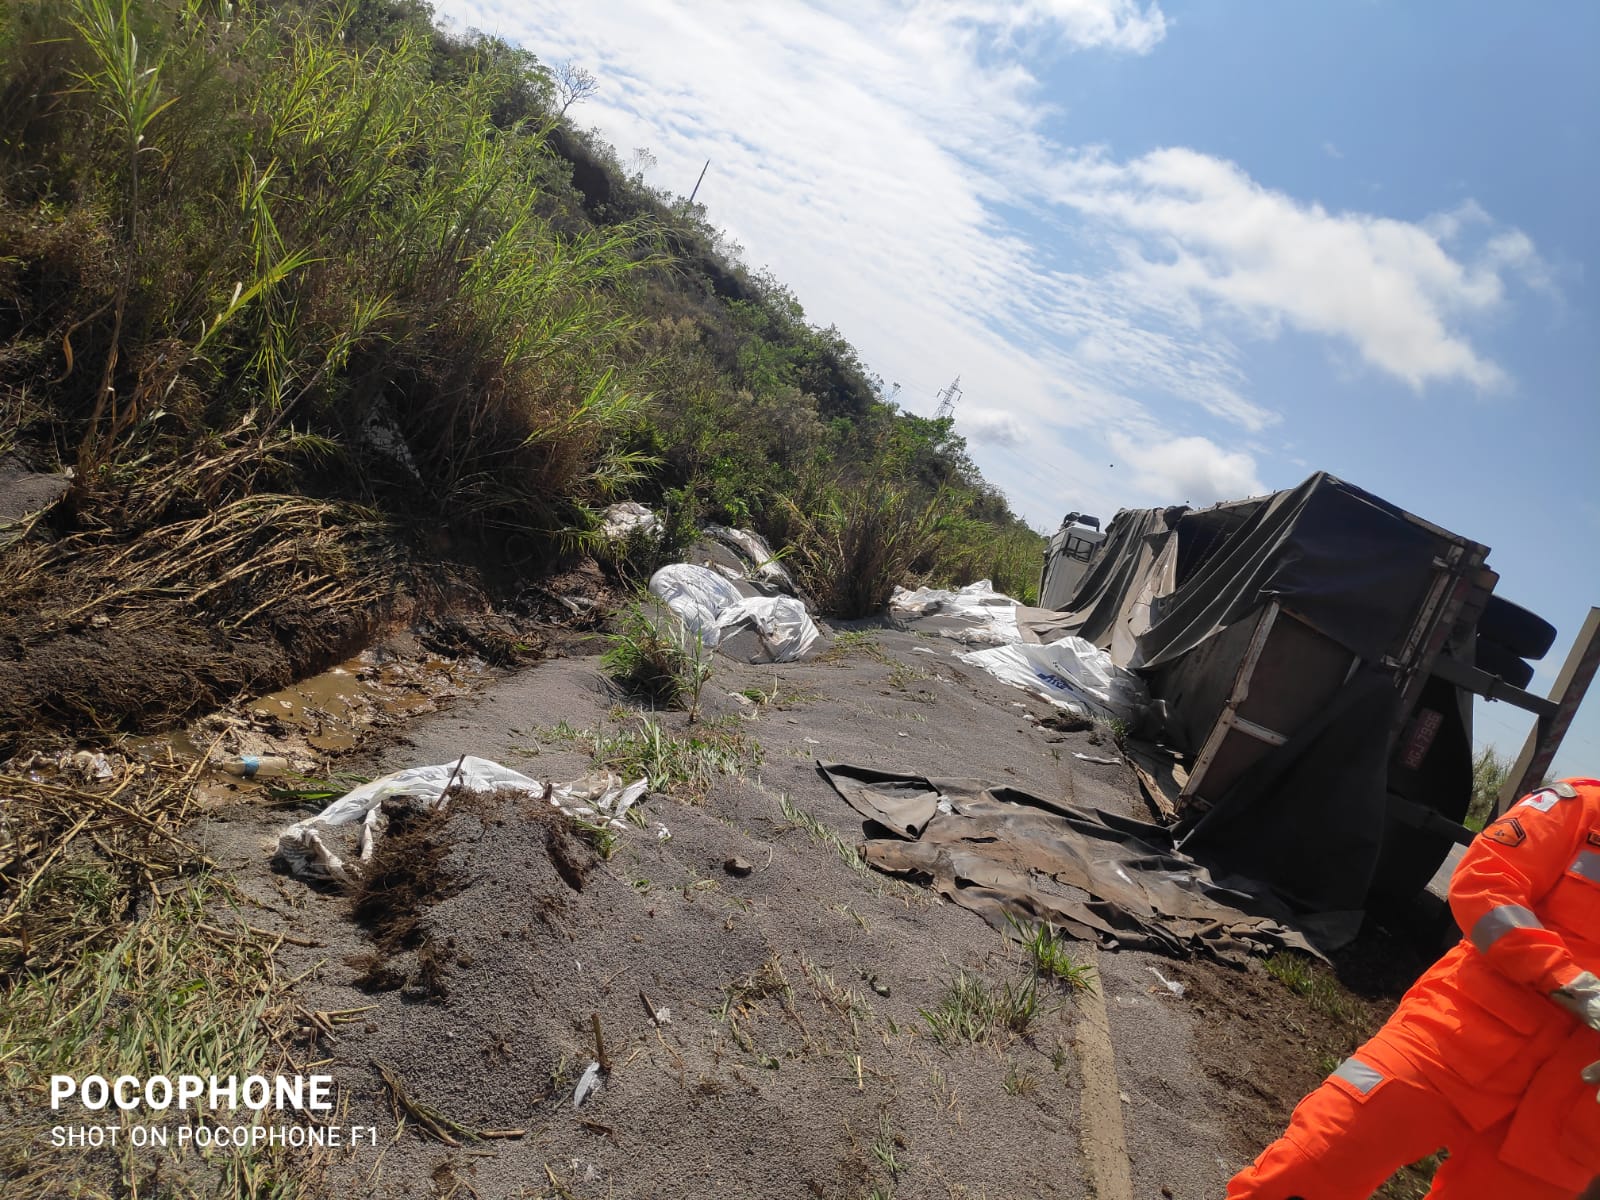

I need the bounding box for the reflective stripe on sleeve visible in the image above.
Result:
[1331,1057,1384,1095]
[1571,849,1600,883]
[1470,903,1545,953]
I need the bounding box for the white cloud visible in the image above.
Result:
[959,406,1027,446]
[433,0,1548,523]
[1108,433,1266,505]
[917,0,1170,55]
[1038,148,1523,390]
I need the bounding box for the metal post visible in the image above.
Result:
[1498,605,1600,815]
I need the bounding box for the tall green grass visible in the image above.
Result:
[1,0,1046,605]
[1,0,653,545]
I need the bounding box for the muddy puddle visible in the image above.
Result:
[124,647,491,802]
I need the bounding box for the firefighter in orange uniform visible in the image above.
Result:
[1226,777,1600,1199]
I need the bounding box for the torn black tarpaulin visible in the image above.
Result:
[816,763,1330,965]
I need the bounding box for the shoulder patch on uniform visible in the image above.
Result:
[1518,788,1568,813]
[1551,781,1579,798]
[1486,817,1526,848]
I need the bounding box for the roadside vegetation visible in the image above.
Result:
[1467,745,1511,830]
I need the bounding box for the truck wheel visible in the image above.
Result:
[1474,638,1535,690]
[1478,595,1556,661]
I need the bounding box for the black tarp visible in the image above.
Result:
[816,763,1329,961]
[1035,504,1181,655]
[1045,473,1447,671]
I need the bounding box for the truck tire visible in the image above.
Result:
[1474,637,1535,690]
[1478,595,1556,661]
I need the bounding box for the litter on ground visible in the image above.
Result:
[648,563,820,663]
[275,756,647,884]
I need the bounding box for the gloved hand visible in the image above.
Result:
[1552,971,1600,1033]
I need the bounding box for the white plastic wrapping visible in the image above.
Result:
[716,594,820,663]
[648,563,745,649]
[275,756,648,884]
[600,501,659,540]
[704,525,795,591]
[889,579,1022,646]
[958,636,1148,724]
[648,563,819,663]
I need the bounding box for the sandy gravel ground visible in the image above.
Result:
[188,624,1360,1199]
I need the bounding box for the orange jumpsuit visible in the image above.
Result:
[1227,777,1600,1199]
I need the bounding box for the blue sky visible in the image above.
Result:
[434,0,1598,777]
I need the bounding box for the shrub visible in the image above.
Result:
[600,596,711,716]
[780,483,952,618]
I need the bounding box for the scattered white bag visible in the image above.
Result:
[716,594,820,663]
[601,501,659,540]
[648,564,745,649]
[648,563,819,662]
[275,756,647,884]
[959,636,1147,724]
[889,579,1022,646]
[704,525,795,591]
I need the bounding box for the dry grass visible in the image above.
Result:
[0,430,414,747]
[782,486,952,619]
[373,1058,525,1147]
[0,751,215,980]
[0,737,329,1196]
[1,428,397,635]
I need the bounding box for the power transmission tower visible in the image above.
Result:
[933,376,963,421]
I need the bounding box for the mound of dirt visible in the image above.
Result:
[346,790,594,1000]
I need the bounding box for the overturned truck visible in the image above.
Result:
[1038,471,1561,922]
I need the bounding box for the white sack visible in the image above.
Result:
[704,525,795,591]
[601,501,659,540]
[716,594,820,663]
[648,563,819,662]
[958,636,1148,724]
[889,579,1022,646]
[275,755,647,884]
[648,563,745,649]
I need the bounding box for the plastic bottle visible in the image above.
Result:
[219,755,290,779]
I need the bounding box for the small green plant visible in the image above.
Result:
[602,596,712,717]
[920,969,1040,1046]
[571,817,619,861]
[1264,952,1357,1023]
[869,1106,903,1182]
[738,677,819,709]
[1003,1060,1038,1097]
[1008,917,1095,991]
[717,952,792,1021]
[591,718,757,801]
[1050,1040,1069,1072]
[778,793,867,870]
[820,629,889,664]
